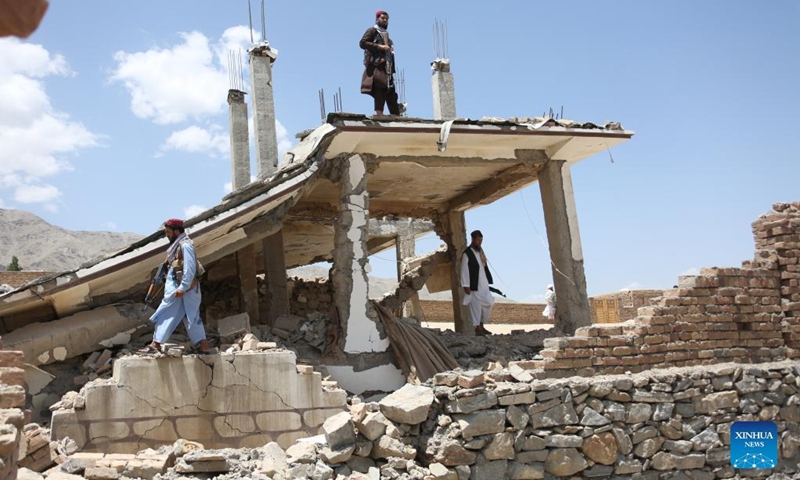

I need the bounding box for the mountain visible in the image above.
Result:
[0,209,144,272]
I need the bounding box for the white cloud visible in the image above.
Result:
[159,125,228,157]
[14,184,60,203]
[0,38,99,208]
[619,282,643,291]
[106,221,118,230]
[110,28,252,125]
[0,198,5,208]
[183,205,206,218]
[680,267,700,276]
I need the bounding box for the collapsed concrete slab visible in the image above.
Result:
[50,350,347,453]
[2,304,144,366]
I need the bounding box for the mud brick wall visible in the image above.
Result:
[0,349,28,480]
[753,202,800,351]
[419,300,552,325]
[591,290,664,324]
[521,203,800,379]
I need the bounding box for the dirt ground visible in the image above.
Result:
[422,321,552,333]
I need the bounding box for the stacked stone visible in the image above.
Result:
[752,202,800,356]
[0,348,27,479]
[287,277,334,318]
[18,423,61,471]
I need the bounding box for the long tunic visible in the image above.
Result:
[149,240,206,344]
[460,249,495,325]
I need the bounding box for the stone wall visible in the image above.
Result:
[516,203,800,379]
[50,349,347,453]
[364,361,800,479]
[287,277,334,318]
[0,348,27,479]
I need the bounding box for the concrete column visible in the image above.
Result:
[431,60,456,120]
[262,230,289,326]
[538,159,591,335]
[395,231,421,319]
[333,154,389,354]
[237,244,259,325]
[227,89,251,191]
[248,44,279,179]
[438,210,469,333]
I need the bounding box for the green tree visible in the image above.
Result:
[7,256,22,271]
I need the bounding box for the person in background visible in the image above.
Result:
[543,284,557,322]
[461,230,495,335]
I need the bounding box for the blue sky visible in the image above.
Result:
[1,1,798,302]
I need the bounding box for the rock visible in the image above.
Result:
[323,412,357,452]
[581,432,617,465]
[544,448,588,476]
[446,391,498,414]
[312,460,334,480]
[651,452,706,470]
[455,410,506,438]
[544,435,583,448]
[690,427,720,451]
[507,461,544,479]
[522,435,546,451]
[506,405,529,431]
[653,403,674,421]
[260,442,287,476]
[429,462,455,480]
[183,451,226,462]
[18,468,45,480]
[612,428,633,455]
[694,391,738,414]
[470,458,507,480]
[371,435,416,460]
[664,439,693,454]
[530,402,578,429]
[434,440,477,466]
[175,459,230,473]
[218,313,250,340]
[483,432,514,460]
[626,403,652,423]
[580,407,610,426]
[172,439,204,457]
[379,384,434,425]
[631,426,658,444]
[82,467,119,480]
[614,459,642,475]
[633,437,665,458]
[354,411,388,441]
[286,442,317,464]
[457,371,485,388]
[319,445,354,464]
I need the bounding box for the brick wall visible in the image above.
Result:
[590,290,663,324]
[515,202,800,378]
[419,300,551,324]
[0,271,52,288]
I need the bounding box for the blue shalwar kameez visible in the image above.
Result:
[149,240,207,344]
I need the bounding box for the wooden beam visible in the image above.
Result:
[447,163,539,211]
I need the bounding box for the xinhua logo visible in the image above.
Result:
[730,421,778,469]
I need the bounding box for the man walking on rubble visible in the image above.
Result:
[359,10,403,116]
[461,230,495,335]
[140,218,213,355]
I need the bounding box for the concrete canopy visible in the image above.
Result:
[0,114,632,332]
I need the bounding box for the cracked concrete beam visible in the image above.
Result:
[448,163,539,212]
[2,303,146,366]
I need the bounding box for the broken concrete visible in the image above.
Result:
[50,350,347,452]
[3,304,144,366]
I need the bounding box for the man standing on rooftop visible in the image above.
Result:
[359,10,401,116]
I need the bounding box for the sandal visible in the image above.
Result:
[193,343,215,355]
[137,344,159,355]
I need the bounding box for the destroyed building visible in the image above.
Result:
[0,14,798,480]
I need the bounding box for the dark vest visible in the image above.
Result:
[463,247,493,291]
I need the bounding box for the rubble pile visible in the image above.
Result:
[39,360,800,479]
[0,347,26,479]
[284,276,335,318]
[17,424,76,473]
[434,328,548,370]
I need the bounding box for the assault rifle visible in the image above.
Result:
[142,262,167,311]
[489,287,506,298]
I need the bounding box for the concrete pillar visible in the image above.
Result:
[237,244,259,325]
[227,89,251,190]
[262,230,289,326]
[431,60,456,120]
[437,210,469,333]
[395,231,422,319]
[333,154,389,354]
[538,159,591,335]
[248,43,279,179]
